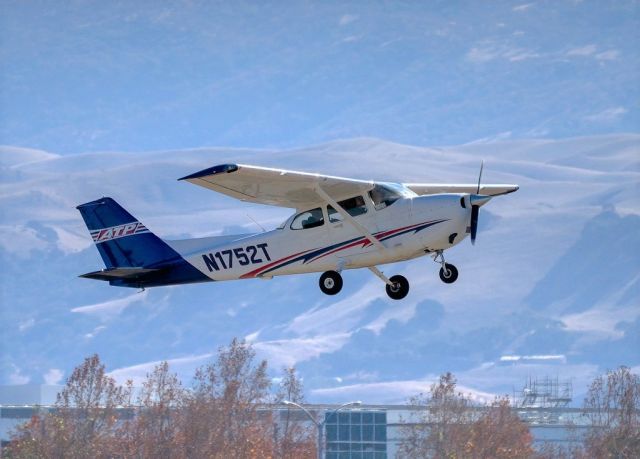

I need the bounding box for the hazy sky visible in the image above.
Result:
[1,0,638,154]
[1,1,638,401]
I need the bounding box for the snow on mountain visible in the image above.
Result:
[0,134,638,403]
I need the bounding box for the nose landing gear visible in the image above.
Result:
[433,250,458,283]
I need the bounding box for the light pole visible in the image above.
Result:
[283,400,362,459]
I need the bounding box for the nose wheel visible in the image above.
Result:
[319,270,343,295]
[433,250,458,284]
[439,263,458,283]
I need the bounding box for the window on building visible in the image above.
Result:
[325,409,387,459]
[351,424,362,441]
[328,195,368,223]
[339,424,350,441]
[290,207,324,230]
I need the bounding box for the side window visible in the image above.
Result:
[290,207,325,230]
[369,184,401,210]
[328,195,368,223]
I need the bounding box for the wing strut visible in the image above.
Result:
[313,185,387,252]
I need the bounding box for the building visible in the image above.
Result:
[1,385,590,457]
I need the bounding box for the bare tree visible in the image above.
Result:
[466,397,534,458]
[535,441,589,459]
[273,367,316,459]
[397,372,474,458]
[7,354,129,458]
[398,374,537,459]
[114,361,185,458]
[583,366,640,458]
[181,338,273,458]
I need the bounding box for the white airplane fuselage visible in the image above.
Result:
[172,193,469,282]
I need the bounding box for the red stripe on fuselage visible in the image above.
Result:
[239,248,316,279]
[238,219,443,278]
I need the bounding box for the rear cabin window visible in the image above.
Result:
[369,184,401,210]
[328,195,368,223]
[290,207,324,230]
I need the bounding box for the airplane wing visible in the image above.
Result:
[405,183,519,196]
[179,163,373,209]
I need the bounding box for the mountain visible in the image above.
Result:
[1,134,638,403]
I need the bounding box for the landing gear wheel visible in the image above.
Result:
[439,263,458,284]
[319,271,343,295]
[385,275,409,300]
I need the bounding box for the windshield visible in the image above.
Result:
[369,183,412,210]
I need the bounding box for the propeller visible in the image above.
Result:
[469,161,490,245]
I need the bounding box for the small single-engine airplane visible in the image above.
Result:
[77,163,518,300]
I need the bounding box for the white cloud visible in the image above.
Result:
[0,225,48,257]
[47,225,92,253]
[465,131,513,144]
[9,365,30,385]
[566,45,619,61]
[43,368,64,385]
[567,44,597,56]
[339,14,358,26]
[71,291,148,321]
[18,318,36,332]
[585,107,628,122]
[253,333,351,368]
[245,330,261,343]
[312,379,495,405]
[513,3,535,12]
[595,50,619,61]
[499,354,566,363]
[0,146,60,167]
[108,353,213,385]
[466,45,539,63]
[287,281,382,336]
[341,35,362,43]
[561,303,639,338]
[84,325,107,339]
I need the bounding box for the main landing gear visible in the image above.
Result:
[319,270,343,295]
[318,250,458,300]
[318,268,410,300]
[369,267,409,300]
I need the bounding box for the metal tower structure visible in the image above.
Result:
[515,376,572,424]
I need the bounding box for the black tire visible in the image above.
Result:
[439,263,458,284]
[319,271,343,295]
[385,275,409,300]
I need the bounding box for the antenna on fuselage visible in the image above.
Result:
[246,214,266,233]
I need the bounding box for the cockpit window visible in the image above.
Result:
[369,184,402,210]
[328,195,368,223]
[290,207,325,230]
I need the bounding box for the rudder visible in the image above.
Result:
[77,197,180,269]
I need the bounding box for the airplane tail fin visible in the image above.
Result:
[76,197,180,269]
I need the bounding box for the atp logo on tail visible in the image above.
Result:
[90,222,149,243]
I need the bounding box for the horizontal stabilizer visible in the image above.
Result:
[79,267,162,281]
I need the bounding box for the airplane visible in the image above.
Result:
[77,163,518,300]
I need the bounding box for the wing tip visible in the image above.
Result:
[178,163,239,181]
